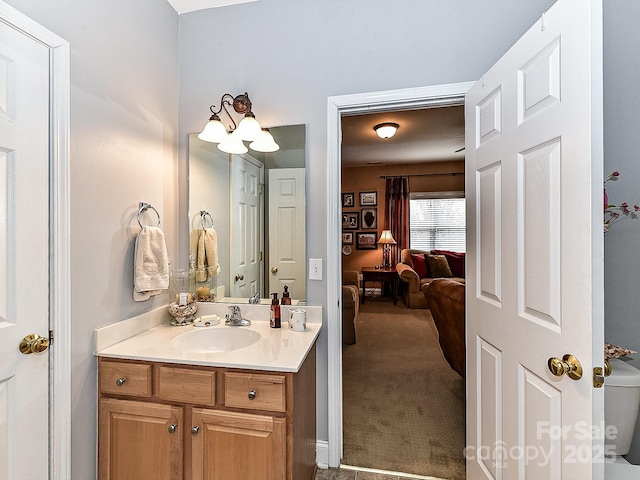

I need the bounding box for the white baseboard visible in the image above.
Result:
[316,440,329,469]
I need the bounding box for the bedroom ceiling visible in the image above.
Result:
[341,106,466,168]
[166,0,259,14]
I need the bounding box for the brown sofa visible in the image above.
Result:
[342,270,361,345]
[396,249,465,308]
[422,279,465,378]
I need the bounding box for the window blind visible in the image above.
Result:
[409,197,466,252]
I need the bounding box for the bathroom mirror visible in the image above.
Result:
[188,124,306,304]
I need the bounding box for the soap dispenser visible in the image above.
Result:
[270,293,281,328]
[281,285,292,305]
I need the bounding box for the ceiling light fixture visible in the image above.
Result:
[374,122,399,139]
[198,92,279,153]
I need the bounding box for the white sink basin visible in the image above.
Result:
[171,327,262,353]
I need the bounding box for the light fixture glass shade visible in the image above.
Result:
[249,130,280,153]
[374,122,399,139]
[217,130,248,154]
[234,115,263,141]
[198,118,229,143]
[378,230,397,244]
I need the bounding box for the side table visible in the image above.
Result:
[360,267,398,305]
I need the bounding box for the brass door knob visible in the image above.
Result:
[271,267,278,274]
[19,334,50,354]
[548,354,583,380]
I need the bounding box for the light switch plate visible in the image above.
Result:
[309,258,322,280]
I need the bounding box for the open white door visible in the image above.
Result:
[230,154,263,298]
[268,168,306,300]
[465,0,604,478]
[0,11,52,479]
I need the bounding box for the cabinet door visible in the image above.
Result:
[99,398,183,480]
[191,408,286,480]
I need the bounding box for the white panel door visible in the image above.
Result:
[465,1,604,479]
[268,168,305,300]
[230,154,263,298]
[0,16,51,480]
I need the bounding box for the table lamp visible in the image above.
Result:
[378,230,397,268]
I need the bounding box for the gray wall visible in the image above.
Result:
[603,0,640,463]
[178,0,557,444]
[4,0,179,477]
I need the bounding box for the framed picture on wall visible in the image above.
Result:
[342,192,355,208]
[342,213,359,229]
[359,191,377,206]
[356,232,377,250]
[342,232,353,245]
[361,208,377,229]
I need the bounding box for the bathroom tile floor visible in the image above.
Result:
[315,466,446,480]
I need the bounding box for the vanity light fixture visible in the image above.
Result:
[374,122,399,139]
[197,92,280,153]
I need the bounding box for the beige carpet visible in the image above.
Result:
[342,299,466,480]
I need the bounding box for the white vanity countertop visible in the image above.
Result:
[95,303,322,373]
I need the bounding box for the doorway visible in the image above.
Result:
[339,106,466,477]
[326,82,474,468]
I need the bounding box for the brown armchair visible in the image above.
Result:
[397,249,431,308]
[422,279,465,378]
[342,270,361,345]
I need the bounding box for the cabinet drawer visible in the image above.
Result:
[99,361,152,398]
[157,365,216,406]
[224,372,286,412]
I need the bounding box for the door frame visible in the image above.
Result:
[0,2,71,478]
[326,82,474,466]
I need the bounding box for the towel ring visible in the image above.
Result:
[138,202,161,228]
[200,210,213,229]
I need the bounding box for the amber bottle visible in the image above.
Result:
[270,293,281,328]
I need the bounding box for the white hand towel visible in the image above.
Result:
[196,228,221,282]
[133,226,170,301]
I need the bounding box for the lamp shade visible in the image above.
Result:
[249,130,280,153]
[377,230,397,245]
[374,122,399,139]
[198,117,229,143]
[218,130,248,154]
[234,115,263,141]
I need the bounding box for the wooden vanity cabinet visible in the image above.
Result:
[99,398,184,480]
[98,345,316,480]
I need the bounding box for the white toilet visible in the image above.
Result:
[605,358,640,464]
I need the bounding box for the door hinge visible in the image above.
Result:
[259,251,263,261]
[49,329,54,345]
[259,183,264,194]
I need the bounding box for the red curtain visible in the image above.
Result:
[384,177,409,266]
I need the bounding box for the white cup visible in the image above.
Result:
[288,309,306,332]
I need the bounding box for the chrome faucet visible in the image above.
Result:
[225,305,251,326]
[248,292,260,304]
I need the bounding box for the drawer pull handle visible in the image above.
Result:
[191,426,200,436]
[168,424,177,434]
[115,377,126,387]
[248,390,257,400]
